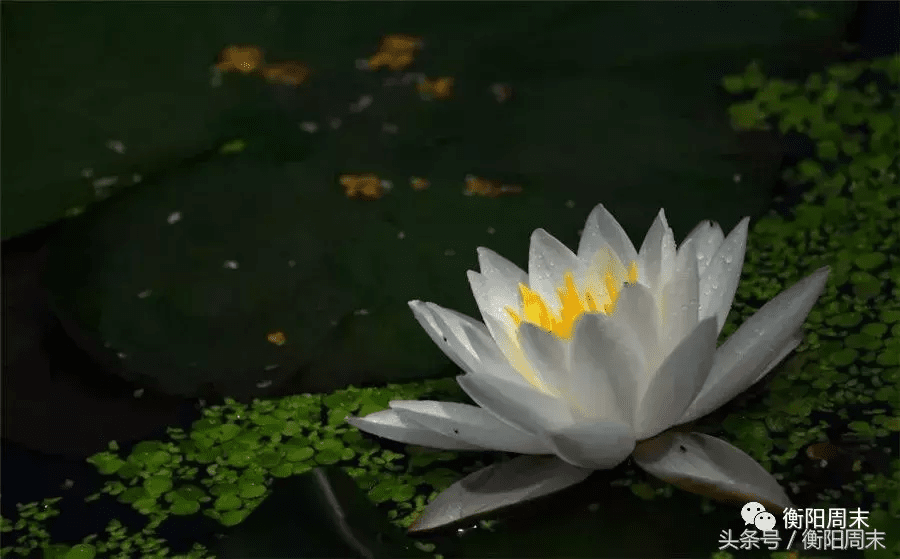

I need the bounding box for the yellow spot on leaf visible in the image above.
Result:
[216,45,264,74]
[340,174,385,199]
[410,177,430,190]
[261,61,310,86]
[464,175,522,197]
[417,77,454,100]
[368,34,422,71]
[381,34,423,53]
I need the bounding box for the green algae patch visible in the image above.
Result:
[716,51,899,555]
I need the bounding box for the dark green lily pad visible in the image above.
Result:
[216,466,430,558]
[1,2,276,239]
[42,1,856,398]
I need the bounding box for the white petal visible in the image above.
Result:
[634,317,717,439]
[698,217,749,334]
[638,209,676,292]
[468,268,549,389]
[577,203,638,266]
[456,373,575,434]
[543,419,635,469]
[425,303,482,361]
[680,266,829,424]
[567,313,647,428]
[582,246,629,303]
[480,312,544,387]
[477,246,528,288]
[528,228,582,310]
[753,329,803,385]
[611,282,662,384]
[633,432,792,511]
[426,302,534,388]
[347,409,484,450]
[468,271,522,347]
[408,301,478,375]
[390,400,552,454]
[658,237,701,358]
[517,323,570,395]
[468,270,519,328]
[682,220,725,277]
[408,455,592,532]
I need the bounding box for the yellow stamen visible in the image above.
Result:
[584,291,599,312]
[556,273,585,334]
[628,261,639,284]
[503,257,640,342]
[518,284,553,331]
[505,307,522,327]
[604,271,619,303]
[499,249,640,393]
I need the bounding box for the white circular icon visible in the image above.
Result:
[741,501,766,525]
[754,511,777,531]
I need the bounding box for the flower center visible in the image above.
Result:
[505,248,639,340]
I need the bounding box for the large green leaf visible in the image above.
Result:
[216,467,430,558]
[43,2,856,397]
[2,1,853,239]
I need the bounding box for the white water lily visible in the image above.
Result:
[347,204,830,532]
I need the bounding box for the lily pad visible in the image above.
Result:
[43,1,855,398]
[216,467,430,558]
